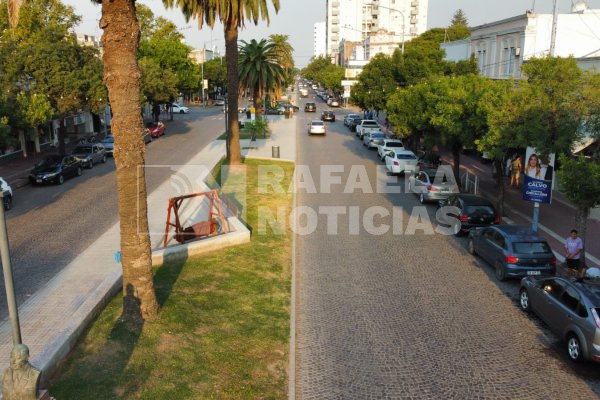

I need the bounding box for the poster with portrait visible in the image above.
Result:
[522,147,555,204]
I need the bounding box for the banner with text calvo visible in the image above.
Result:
[522,147,555,204]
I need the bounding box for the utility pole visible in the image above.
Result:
[549,0,560,56]
[0,192,21,345]
[201,44,206,108]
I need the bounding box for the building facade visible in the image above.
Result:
[441,5,600,79]
[189,49,214,64]
[314,22,327,58]
[326,0,428,64]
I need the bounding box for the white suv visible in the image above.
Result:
[0,177,13,210]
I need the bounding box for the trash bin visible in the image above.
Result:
[272,145,280,159]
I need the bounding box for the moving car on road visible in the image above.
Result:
[384,149,418,175]
[363,131,385,149]
[29,155,83,185]
[377,139,404,160]
[304,102,317,112]
[321,110,335,122]
[519,276,600,363]
[171,103,189,113]
[100,135,115,156]
[72,143,107,169]
[330,99,340,107]
[468,225,556,281]
[407,169,460,204]
[307,120,326,136]
[0,177,12,210]
[439,194,500,235]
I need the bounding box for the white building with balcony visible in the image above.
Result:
[314,22,327,58]
[441,3,600,79]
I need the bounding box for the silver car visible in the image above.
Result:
[520,276,600,363]
[72,143,107,169]
[407,168,459,203]
[308,120,326,135]
[362,131,385,149]
[344,113,361,126]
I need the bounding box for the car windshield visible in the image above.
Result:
[465,205,495,216]
[371,133,385,139]
[312,121,324,126]
[36,155,62,168]
[101,136,114,143]
[397,153,417,160]
[347,114,360,118]
[386,142,403,147]
[362,121,378,126]
[73,146,93,154]
[513,242,551,254]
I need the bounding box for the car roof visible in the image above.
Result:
[492,225,543,241]
[310,120,323,123]
[362,120,377,123]
[455,194,494,206]
[384,138,402,142]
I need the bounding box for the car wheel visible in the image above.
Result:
[468,238,476,255]
[102,155,107,163]
[57,175,64,185]
[3,195,12,211]
[88,160,94,169]
[519,289,531,312]
[567,334,584,362]
[180,110,184,114]
[495,261,506,281]
[419,193,425,204]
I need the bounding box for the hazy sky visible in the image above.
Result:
[64,0,600,67]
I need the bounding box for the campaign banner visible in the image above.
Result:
[522,147,555,204]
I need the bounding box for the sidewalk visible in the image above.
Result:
[240,114,297,162]
[441,151,600,269]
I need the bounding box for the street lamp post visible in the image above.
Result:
[0,192,21,345]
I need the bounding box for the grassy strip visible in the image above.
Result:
[50,158,294,399]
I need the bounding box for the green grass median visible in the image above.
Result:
[50,158,294,399]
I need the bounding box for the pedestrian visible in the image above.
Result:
[565,229,585,280]
[510,154,522,188]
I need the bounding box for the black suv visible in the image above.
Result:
[321,110,335,122]
[304,102,316,112]
[441,194,499,235]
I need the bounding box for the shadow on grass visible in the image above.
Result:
[153,260,187,307]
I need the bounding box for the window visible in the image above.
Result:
[541,279,565,301]
[492,231,506,249]
[560,286,580,314]
[512,242,551,254]
[503,47,516,76]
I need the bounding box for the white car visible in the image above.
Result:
[344,113,361,126]
[0,177,13,210]
[384,149,418,175]
[362,131,386,149]
[214,99,225,106]
[307,120,326,135]
[330,99,340,107]
[377,139,405,160]
[356,120,380,139]
[171,103,189,114]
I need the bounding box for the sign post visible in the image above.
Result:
[522,147,555,232]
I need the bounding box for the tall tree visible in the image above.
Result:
[450,9,468,27]
[238,38,285,120]
[268,33,294,96]
[163,0,281,165]
[350,53,397,113]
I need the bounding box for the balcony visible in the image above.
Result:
[411,1,418,6]
[411,8,418,16]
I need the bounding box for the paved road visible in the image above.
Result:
[294,94,600,398]
[0,106,226,320]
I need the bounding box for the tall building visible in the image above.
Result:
[326,0,428,63]
[314,22,327,58]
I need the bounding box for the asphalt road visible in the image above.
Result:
[0,106,226,320]
[294,94,600,398]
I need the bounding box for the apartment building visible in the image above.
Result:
[314,22,327,58]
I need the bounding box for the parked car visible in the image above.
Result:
[417,151,442,169]
[29,154,83,185]
[304,102,317,112]
[407,169,460,203]
[308,120,326,135]
[265,106,285,115]
[0,177,13,210]
[384,149,418,175]
[100,135,114,156]
[520,276,600,362]
[321,110,335,122]
[356,120,380,139]
[72,143,107,169]
[363,131,386,149]
[344,113,361,126]
[468,225,556,281]
[214,99,225,106]
[142,129,152,144]
[277,101,299,111]
[146,121,166,138]
[171,103,189,113]
[349,117,363,132]
[377,139,404,160]
[439,194,500,235]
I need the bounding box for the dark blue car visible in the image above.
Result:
[468,225,556,281]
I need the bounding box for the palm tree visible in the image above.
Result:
[268,34,294,99]
[8,0,160,321]
[163,0,280,165]
[238,38,285,120]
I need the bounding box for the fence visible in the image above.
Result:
[461,171,479,195]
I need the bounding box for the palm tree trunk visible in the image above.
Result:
[224,18,241,165]
[100,0,159,321]
[254,85,263,121]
